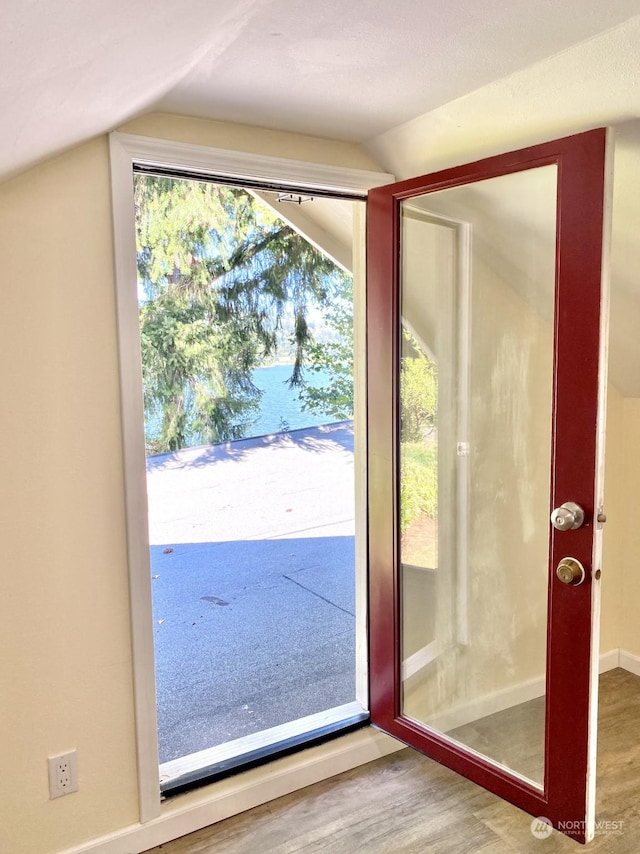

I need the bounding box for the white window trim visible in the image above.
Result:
[108,131,393,823]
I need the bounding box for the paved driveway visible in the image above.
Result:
[146,422,356,763]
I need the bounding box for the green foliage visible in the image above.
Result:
[296,274,354,420]
[135,175,343,452]
[399,329,439,533]
[400,442,438,534]
[400,329,438,443]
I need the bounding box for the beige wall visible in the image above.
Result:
[600,385,623,655]
[619,399,640,656]
[119,112,382,172]
[0,116,382,854]
[593,388,640,660]
[0,136,140,853]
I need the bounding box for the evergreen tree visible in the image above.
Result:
[135,175,345,452]
[296,274,354,420]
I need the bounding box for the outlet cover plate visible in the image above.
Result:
[48,751,78,798]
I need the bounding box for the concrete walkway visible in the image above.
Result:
[146,422,356,764]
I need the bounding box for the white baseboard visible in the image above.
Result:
[599,648,620,673]
[426,671,546,734]
[59,648,631,854]
[426,649,620,735]
[619,648,640,676]
[59,727,404,854]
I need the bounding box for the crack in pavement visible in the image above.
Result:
[282,573,355,617]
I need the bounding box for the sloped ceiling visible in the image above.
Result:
[6,1,640,395]
[3,0,640,182]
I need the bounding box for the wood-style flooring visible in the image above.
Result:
[146,669,640,853]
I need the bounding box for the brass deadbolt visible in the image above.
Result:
[556,557,586,586]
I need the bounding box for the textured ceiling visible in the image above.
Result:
[3,0,640,181]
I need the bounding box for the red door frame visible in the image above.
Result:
[367,128,608,843]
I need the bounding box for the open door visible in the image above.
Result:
[367,128,610,843]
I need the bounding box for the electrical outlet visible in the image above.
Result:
[48,751,78,798]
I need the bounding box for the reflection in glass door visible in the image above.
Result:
[399,167,557,788]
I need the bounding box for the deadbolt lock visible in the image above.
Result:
[550,502,585,532]
[556,557,586,586]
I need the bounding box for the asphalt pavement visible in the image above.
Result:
[146,422,356,764]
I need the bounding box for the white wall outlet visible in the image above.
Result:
[48,751,78,798]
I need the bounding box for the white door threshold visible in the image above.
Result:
[160,701,369,792]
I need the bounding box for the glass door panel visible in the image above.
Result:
[399,166,557,787]
[367,128,609,843]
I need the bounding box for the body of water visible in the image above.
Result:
[250,363,334,436]
[145,364,339,447]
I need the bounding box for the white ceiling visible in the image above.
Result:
[3,0,640,182]
[6,1,640,396]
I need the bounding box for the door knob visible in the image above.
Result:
[550,501,585,531]
[556,557,586,586]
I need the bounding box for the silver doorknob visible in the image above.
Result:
[556,557,586,586]
[550,502,585,531]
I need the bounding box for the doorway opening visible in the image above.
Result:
[133,171,367,793]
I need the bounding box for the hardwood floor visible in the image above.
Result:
[146,669,640,852]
